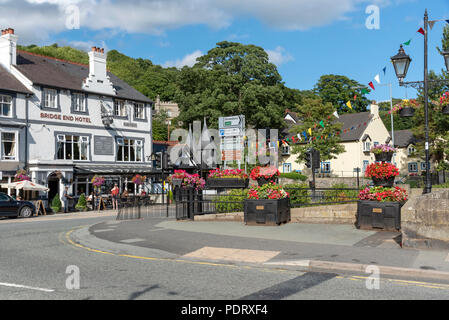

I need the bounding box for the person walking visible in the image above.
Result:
[111,184,120,210]
[61,186,72,213]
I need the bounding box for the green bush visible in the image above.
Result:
[51,194,62,213]
[283,183,310,205]
[75,193,88,212]
[434,182,449,189]
[213,189,248,213]
[280,172,307,181]
[324,183,359,203]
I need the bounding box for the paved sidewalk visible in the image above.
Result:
[0,209,118,224]
[86,218,449,280]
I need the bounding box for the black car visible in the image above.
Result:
[0,192,35,218]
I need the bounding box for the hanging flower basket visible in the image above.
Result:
[167,170,205,190]
[365,162,400,181]
[390,99,419,118]
[250,166,280,186]
[371,144,396,162]
[131,174,146,186]
[14,169,31,182]
[438,91,449,115]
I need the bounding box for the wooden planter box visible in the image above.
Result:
[374,152,393,162]
[256,177,279,186]
[356,200,401,231]
[244,198,290,226]
[206,178,249,189]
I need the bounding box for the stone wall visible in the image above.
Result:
[401,189,449,245]
[278,177,370,188]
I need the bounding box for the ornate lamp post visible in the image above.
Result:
[390,9,449,194]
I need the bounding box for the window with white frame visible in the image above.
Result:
[363,141,371,152]
[43,88,58,109]
[114,99,127,117]
[116,138,143,162]
[56,135,89,161]
[0,94,12,117]
[408,145,416,156]
[281,145,290,155]
[72,93,86,112]
[283,163,292,173]
[134,103,145,120]
[1,132,17,160]
[408,162,418,173]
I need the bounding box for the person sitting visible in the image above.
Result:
[121,189,129,198]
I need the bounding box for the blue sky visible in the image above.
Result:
[3,0,449,102]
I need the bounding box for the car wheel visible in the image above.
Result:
[19,206,33,218]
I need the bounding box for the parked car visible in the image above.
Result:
[0,192,36,218]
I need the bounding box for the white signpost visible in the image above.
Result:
[218,115,245,168]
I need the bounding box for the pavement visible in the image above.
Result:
[84,216,449,282]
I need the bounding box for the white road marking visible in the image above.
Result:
[120,238,146,244]
[93,229,115,232]
[264,260,311,267]
[0,282,54,293]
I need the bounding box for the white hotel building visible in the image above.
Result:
[0,28,153,202]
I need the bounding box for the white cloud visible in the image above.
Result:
[162,50,203,69]
[266,46,293,66]
[0,0,410,43]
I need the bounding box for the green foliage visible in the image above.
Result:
[18,44,89,64]
[324,183,359,202]
[152,109,169,141]
[51,194,62,213]
[314,74,370,114]
[434,182,449,189]
[282,183,310,205]
[290,97,345,163]
[213,189,248,213]
[279,172,307,181]
[75,193,88,212]
[174,41,289,129]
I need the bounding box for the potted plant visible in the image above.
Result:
[14,169,31,182]
[91,175,105,209]
[244,183,290,226]
[391,99,419,117]
[370,144,397,162]
[207,168,249,188]
[356,186,408,231]
[50,194,62,213]
[167,170,187,187]
[75,193,88,212]
[365,162,399,187]
[439,91,449,115]
[250,166,280,186]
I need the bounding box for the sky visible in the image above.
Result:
[2,0,449,103]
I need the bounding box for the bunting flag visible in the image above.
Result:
[417,27,425,36]
[302,131,307,139]
[297,133,302,141]
[446,20,449,24]
[333,111,339,119]
[308,128,312,136]
[382,67,387,75]
[361,88,370,95]
[368,82,375,90]
[346,101,352,110]
[429,21,436,30]
[403,39,411,46]
[319,120,325,128]
[374,74,380,84]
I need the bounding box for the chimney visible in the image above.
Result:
[83,46,116,95]
[370,102,379,117]
[0,27,18,70]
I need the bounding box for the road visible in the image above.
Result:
[1,214,449,301]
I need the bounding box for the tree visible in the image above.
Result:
[175,41,290,129]
[152,110,170,141]
[379,98,415,131]
[314,75,371,113]
[290,98,345,165]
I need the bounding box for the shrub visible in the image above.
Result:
[213,189,248,213]
[51,194,62,213]
[279,172,307,181]
[283,183,310,205]
[75,193,88,212]
[324,183,359,203]
[247,183,289,200]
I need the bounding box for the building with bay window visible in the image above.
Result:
[0,28,153,203]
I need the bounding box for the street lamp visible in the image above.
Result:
[390,9,449,195]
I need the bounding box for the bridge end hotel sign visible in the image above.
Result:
[40,112,92,124]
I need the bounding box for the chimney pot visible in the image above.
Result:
[92,46,97,52]
[9,28,14,34]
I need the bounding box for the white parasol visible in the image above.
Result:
[1,180,49,192]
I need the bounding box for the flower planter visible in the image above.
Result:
[372,177,395,187]
[356,200,401,231]
[399,107,415,117]
[206,178,249,189]
[374,152,393,162]
[244,198,290,226]
[443,105,449,115]
[257,177,278,186]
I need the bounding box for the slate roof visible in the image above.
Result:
[391,129,417,148]
[0,64,32,94]
[283,111,373,142]
[14,50,152,103]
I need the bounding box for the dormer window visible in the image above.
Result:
[43,88,58,109]
[281,145,290,155]
[363,141,371,152]
[0,94,12,117]
[114,99,127,117]
[408,145,416,156]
